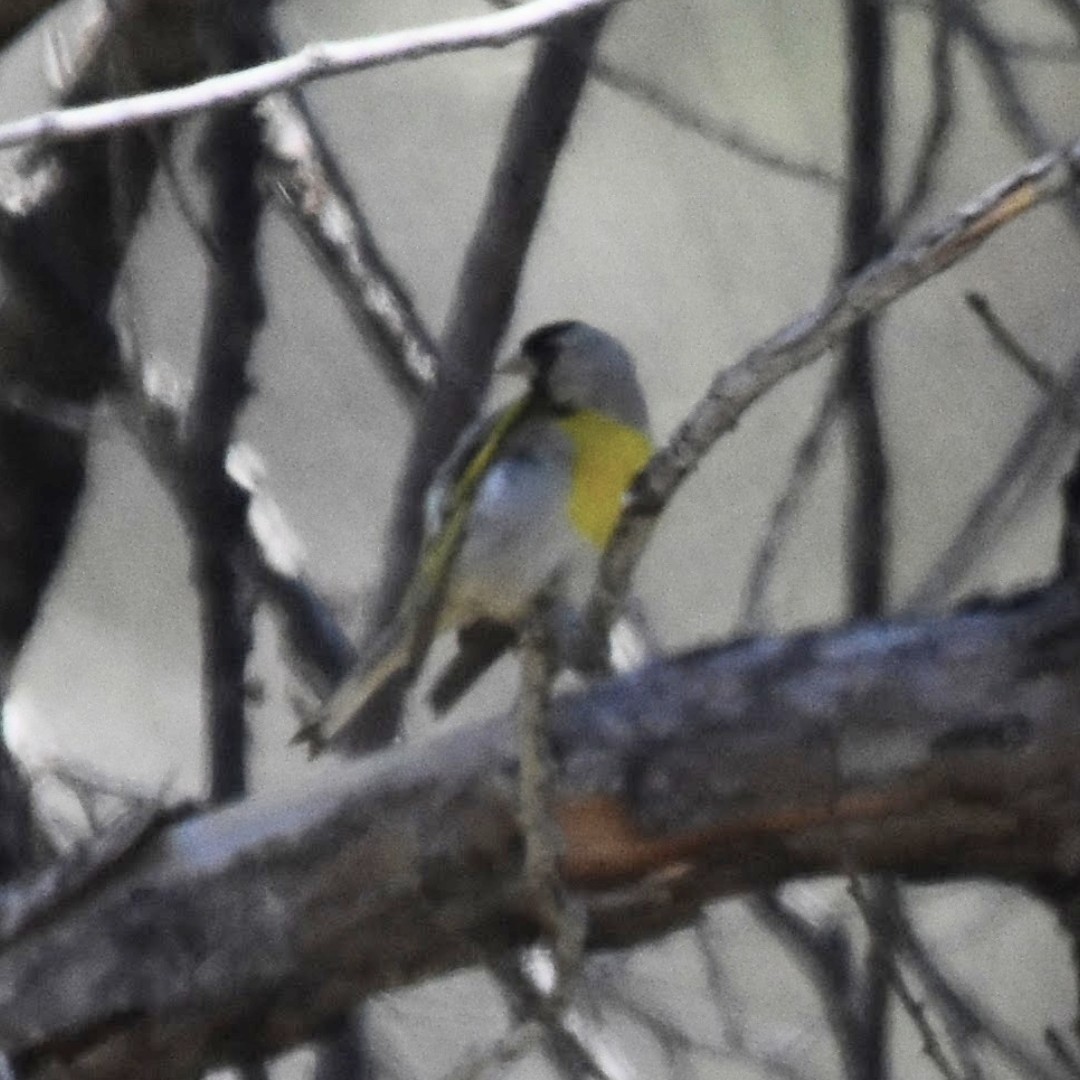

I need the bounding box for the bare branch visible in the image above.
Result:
[907,342,1080,611]
[965,292,1080,426]
[586,138,1080,646]
[182,1,270,804]
[257,90,439,404]
[894,903,1065,1080]
[483,0,841,188]
[5,580,1080,1074]
[891,4,955,231]
[0,0,622,153]
[590,55,841,189]
[0,800,161,945]
[944,0,1080,237]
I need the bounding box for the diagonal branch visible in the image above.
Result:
[182,0,270,805]
[585,138,1080,647]
[0,0,623,153]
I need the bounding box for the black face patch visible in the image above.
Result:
[520,321,583,372]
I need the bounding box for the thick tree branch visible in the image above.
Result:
[5,581,1080,1075]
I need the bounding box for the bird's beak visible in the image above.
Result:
[496,350,532,377]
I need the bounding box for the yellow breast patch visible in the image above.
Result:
[556,410,653,549]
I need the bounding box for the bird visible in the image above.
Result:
[309,320,653,751]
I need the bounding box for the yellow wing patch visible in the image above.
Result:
[557,411,653,549]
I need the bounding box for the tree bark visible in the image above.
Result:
[4,580,1080,1077]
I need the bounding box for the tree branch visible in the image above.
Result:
[0,0,622,153]
[182,0,269,804]
[5,580,1080,1075]
[257,89,439,405]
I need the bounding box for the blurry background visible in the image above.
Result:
[2,0,1080,1077]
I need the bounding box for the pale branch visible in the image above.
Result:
[5,581,1080,1075]
[586,138,1080,646]
[943,0,1080,237]
[0,0,622,153]
[256,90,439,405]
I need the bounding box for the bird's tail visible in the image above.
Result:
[294,613,419,754]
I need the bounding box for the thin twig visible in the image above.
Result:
[589,54,839,189]
[599,971,820,1080]
[944,0,1080,238]
[892,904,1066,1080]
[495,956,623,1080]
[0,0,622,153]
[1046,1029,1080,1080]
[848,878,968,1080]
[965,292,1080,426]
[740,366,844,632]
[484,0,841,189]
[585,138,1080,648]
[0,800,160,945]
[907,333,1080,611]
[891,4,955,231]
[442,1021,544,1080]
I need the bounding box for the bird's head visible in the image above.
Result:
[504,320,649,430]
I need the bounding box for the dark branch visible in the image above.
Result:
[184,0,269,803]
[891,4,954,231]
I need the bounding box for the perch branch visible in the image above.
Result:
[4,582,1080,1075]
[0,0,623,152]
